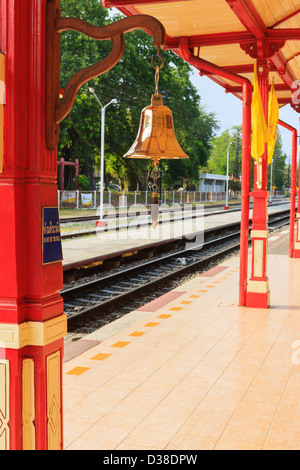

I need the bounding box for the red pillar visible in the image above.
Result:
[178,37,252,306]
[60,157,65,191]
[239,82,252,306]
[246,60,270,309]
[0,0,66,450]
[278,120,297,258]
[75,158,79,190]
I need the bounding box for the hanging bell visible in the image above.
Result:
[123,47,189,229]
[124,93,189,161]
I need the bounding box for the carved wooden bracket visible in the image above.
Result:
[46,0,166,149]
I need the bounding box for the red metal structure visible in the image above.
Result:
[1,0,300,451]
[57,158,79,191]
[278,120,298,259]
[0,0,66,450]
[294,117,300,258]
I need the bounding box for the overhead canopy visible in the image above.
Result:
[103,0,300,110]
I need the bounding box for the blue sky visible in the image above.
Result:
[190,70,298,162]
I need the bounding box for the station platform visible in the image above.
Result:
[62,228,300,450]
[61,203,290,271]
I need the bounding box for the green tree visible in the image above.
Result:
[58,0,218,190]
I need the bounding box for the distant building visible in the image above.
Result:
[199,173,227,193]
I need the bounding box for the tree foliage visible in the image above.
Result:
[208,126,289,191]
[58,0,218,190]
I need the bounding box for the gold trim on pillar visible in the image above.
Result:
[0,314,67,349]
[47,351,62,450]
[22,358,36,450]
[0,360,10,450]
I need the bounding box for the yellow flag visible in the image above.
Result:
[268,78,279,165]
[251,62,270,161]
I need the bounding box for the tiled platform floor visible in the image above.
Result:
[63,229,300,450]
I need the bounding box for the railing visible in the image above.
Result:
[57,189,243,209]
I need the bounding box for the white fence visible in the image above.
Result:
[57,190,245,209]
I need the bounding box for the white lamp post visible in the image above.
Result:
[89,87,117,226]
[224,141,232,210]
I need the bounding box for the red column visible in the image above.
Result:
[239,82,252,306]
[75,158,79,190]
[246,60,270,309]
[294,118,300,258]
[278,120,297,258]
[0,0,66,450]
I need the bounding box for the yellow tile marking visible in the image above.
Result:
[91,353,112,361]
[206,285,216,288]
[129,331,145,337]
[111,341,130,348]
[145,322,160,327]
[158,314,172,319]
[66,367,90,376]
[198,289,208,293]
[180,301,192,305]
[189,295,200,298]
[169,307,182,311]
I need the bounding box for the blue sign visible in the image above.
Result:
[42,207,63,264]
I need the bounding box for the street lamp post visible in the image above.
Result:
[225,141,233,210]
[89,87,117,226]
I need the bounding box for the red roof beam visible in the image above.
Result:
[278,98,292,104]
[268,28,300,41]
[271,51,296,89]
[227,0,296,90]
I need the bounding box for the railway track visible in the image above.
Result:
[62,209,291,330]
[59,202,242,224]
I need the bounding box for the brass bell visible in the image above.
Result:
[123,47,188,229]
[124,93,189,161]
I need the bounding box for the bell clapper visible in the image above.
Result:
[123,45,188,230]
